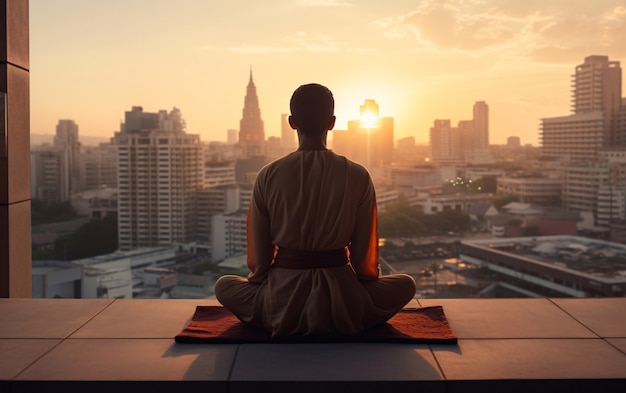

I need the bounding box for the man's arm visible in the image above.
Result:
[349,177,380,280]
[246,179,275,283]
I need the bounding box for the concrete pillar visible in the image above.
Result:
[0,0,31,297]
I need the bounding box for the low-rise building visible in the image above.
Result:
[422,193,493,215]
[497,176,562,205]
[211,211,247,262]
[460,236,626,297]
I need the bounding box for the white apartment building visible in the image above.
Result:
[561,153,626,226]
[30,149,69,202]
[563,163,610,216]
[32,260,83,298]
[73,247,177,298]
[497,177,562,204]
[54,119,82,194]
[387,165,442,193]
[376,188,399,213]
[597,185,626,226]
[429,119,464,165]
[113,107,204,251]
[196,184,252,244]
[571,55,622,145]
[598,147,626,163]
[211,211,248,262]
[204,161,236,188]
[422,193,492,215]
[541,55,624,161]
[81,143,117,191]
[540,112,605,163]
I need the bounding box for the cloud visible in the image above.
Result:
[527,4,626,62]
[228,32,374,55]
[374,0,626,62]
[297,0,354,6]
[283,32,341,52]
[228,45,298,54]
[372,0,520,52]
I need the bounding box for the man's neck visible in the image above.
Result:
[297,133,328,151]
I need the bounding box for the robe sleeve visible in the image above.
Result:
[348,176,380,281]
[246,173,275,283]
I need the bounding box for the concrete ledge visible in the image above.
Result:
[1,298,625,392]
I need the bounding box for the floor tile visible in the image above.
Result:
[72,298,218,338]
[419,298,595,339]
[432,338,626,380]
[550,298,626,338]
[15,339,237,381]
[0,339,60,379]
[229,380,444,393]
[607,338,626,355]
[231,343,443,381]
[406,299,420,308]
[0,299,113,338]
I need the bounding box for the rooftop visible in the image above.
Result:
[463,235,626,281]
[1,297,625,392]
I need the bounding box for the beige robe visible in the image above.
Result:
[215,150,415,336]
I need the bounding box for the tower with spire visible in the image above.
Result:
[238,69,265,158]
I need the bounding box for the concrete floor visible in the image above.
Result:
[1,297,625,392]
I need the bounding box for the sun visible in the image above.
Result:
[360,111,379,129]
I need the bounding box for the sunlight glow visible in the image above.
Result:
[360,111,379,129]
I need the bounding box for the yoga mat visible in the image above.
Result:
[175,306,457,344]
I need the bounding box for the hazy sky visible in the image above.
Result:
[30,0,626,145]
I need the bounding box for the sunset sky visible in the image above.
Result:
[29,0,626,146]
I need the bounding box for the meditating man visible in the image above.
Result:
[215,83,416,336]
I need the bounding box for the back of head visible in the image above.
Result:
[290,83,334,136]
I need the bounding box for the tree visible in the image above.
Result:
[378,211,426,238]
[492,194,519,210]
[53,215,118,260]
[31,200,78,225]
[474,175,497,193]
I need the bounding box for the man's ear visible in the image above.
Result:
[328,116,336,131]
[288,116,297,130]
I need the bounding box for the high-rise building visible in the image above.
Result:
[113,107,204,251]
[30,149,69,203]
[428,101,490,165]
[54,120,81,194]
[333,99,394,170]
[238,70,265,158]
[227,129,238,144]
[429,119,464,165]
[540,112,605,162]
[571,55,622,145]
[81,143,117,191]
[211,211,248,262]
[473,101,489,149]
[204,161,236,189]
[196,184,251,244]
[541,55,624,162]
[281,113,297,150]
[563,162,610,215]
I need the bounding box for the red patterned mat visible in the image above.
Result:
[175,306,457,344]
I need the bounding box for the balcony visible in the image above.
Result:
[1,297,625,392]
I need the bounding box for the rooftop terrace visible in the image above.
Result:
[1,297,625,392]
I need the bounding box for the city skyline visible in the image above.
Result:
[30,1,626,146]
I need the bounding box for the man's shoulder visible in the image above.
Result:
[260,152,296,170]
[329,151,370,175]
[255,152,297,179]
[259,150,370,177]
